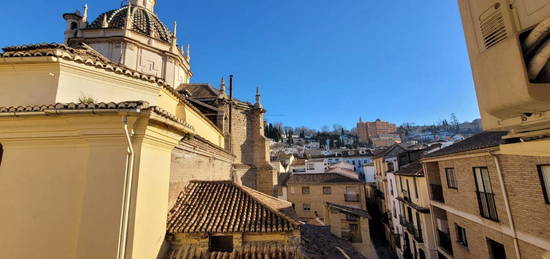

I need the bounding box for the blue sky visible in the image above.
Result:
[0,0,479,130]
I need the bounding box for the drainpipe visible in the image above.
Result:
[491,152,521,259]
[118,116,135,259]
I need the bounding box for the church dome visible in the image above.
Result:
[88,5,173,43]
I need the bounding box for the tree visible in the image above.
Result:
[450,113,460,133]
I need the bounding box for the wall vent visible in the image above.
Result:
[480,3,508,50]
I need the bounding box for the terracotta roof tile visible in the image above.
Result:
[167,181,299,234]
[166,243,305,259]
[87,6,173,42]
[0,101,194,131]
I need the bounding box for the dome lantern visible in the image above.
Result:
[129,0,156,12]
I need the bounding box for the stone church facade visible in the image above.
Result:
[62,0,275,201]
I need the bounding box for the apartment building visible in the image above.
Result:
[423,131,550,259]
[284,173,366,221]
[394,161,437,259]
[324,202,377,258]
[373,144,410,258]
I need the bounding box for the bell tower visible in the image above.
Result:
[129,0,156,12]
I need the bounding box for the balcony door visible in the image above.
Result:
[473,167,498,221]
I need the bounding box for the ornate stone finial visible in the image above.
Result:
[186,44,191,61]
[255,87,262,108]
[173,21,177,38]
[101,13,108,28]
[125,2,132,29]
[220,77,226,93]
[359,117,362,122]
[82,4,88,23]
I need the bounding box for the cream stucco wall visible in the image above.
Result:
[0,58,224,149]
[0,112,185,259]
[0,59,159,107]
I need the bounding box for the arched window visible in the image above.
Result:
[70,22,78,30]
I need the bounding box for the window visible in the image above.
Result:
[393,201,397,218]
[290,186,295,194]
[474,167,498,221]
[416,212,423,241]
[349,223,359,232]
[346,214,358,221]
[488,238,506,259]
[302,186,310,194]
[323,186,332,194]
[538,165,550,204]
[413,179,419,199]
[455,224,468,247]
[307,163,315,170]
[0,143,3,167]
[390,179,394,196]
[303,203,311,211]
[70,22,78,30]
[209,236,233,252]
[446,168,458,189]
[387,161,394,172]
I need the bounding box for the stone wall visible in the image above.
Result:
[169,137,234,208]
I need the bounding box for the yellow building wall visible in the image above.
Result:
[287,183,366,220]
[0,113,185,259]
[184,105,224,148]
[128,123,182,259]
[0,115,133,259]
[0,59,225,148]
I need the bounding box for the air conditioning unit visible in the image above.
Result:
[458,0,550,133]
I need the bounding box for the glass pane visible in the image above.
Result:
[542,166,550,199]
[475,168,485,192]
[481,168,493,193]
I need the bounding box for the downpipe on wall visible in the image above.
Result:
[118,115,135,259]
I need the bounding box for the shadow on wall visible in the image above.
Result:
[0,143,3,166]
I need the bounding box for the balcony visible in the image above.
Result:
[430,184,445,203]
[437,230,453,255]
[476,191,498,221]
[345,193,360,202]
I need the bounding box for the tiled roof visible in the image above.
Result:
[0,101,146,113]
[286,173,363,185]
[166,243,304,259]
[393,161,423,177]
[167,181,299,234]
[177,83,221,98]
[88,5,173,42]
[0,101,194,131]
[326,202,371,219]
[425,131,507,158]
